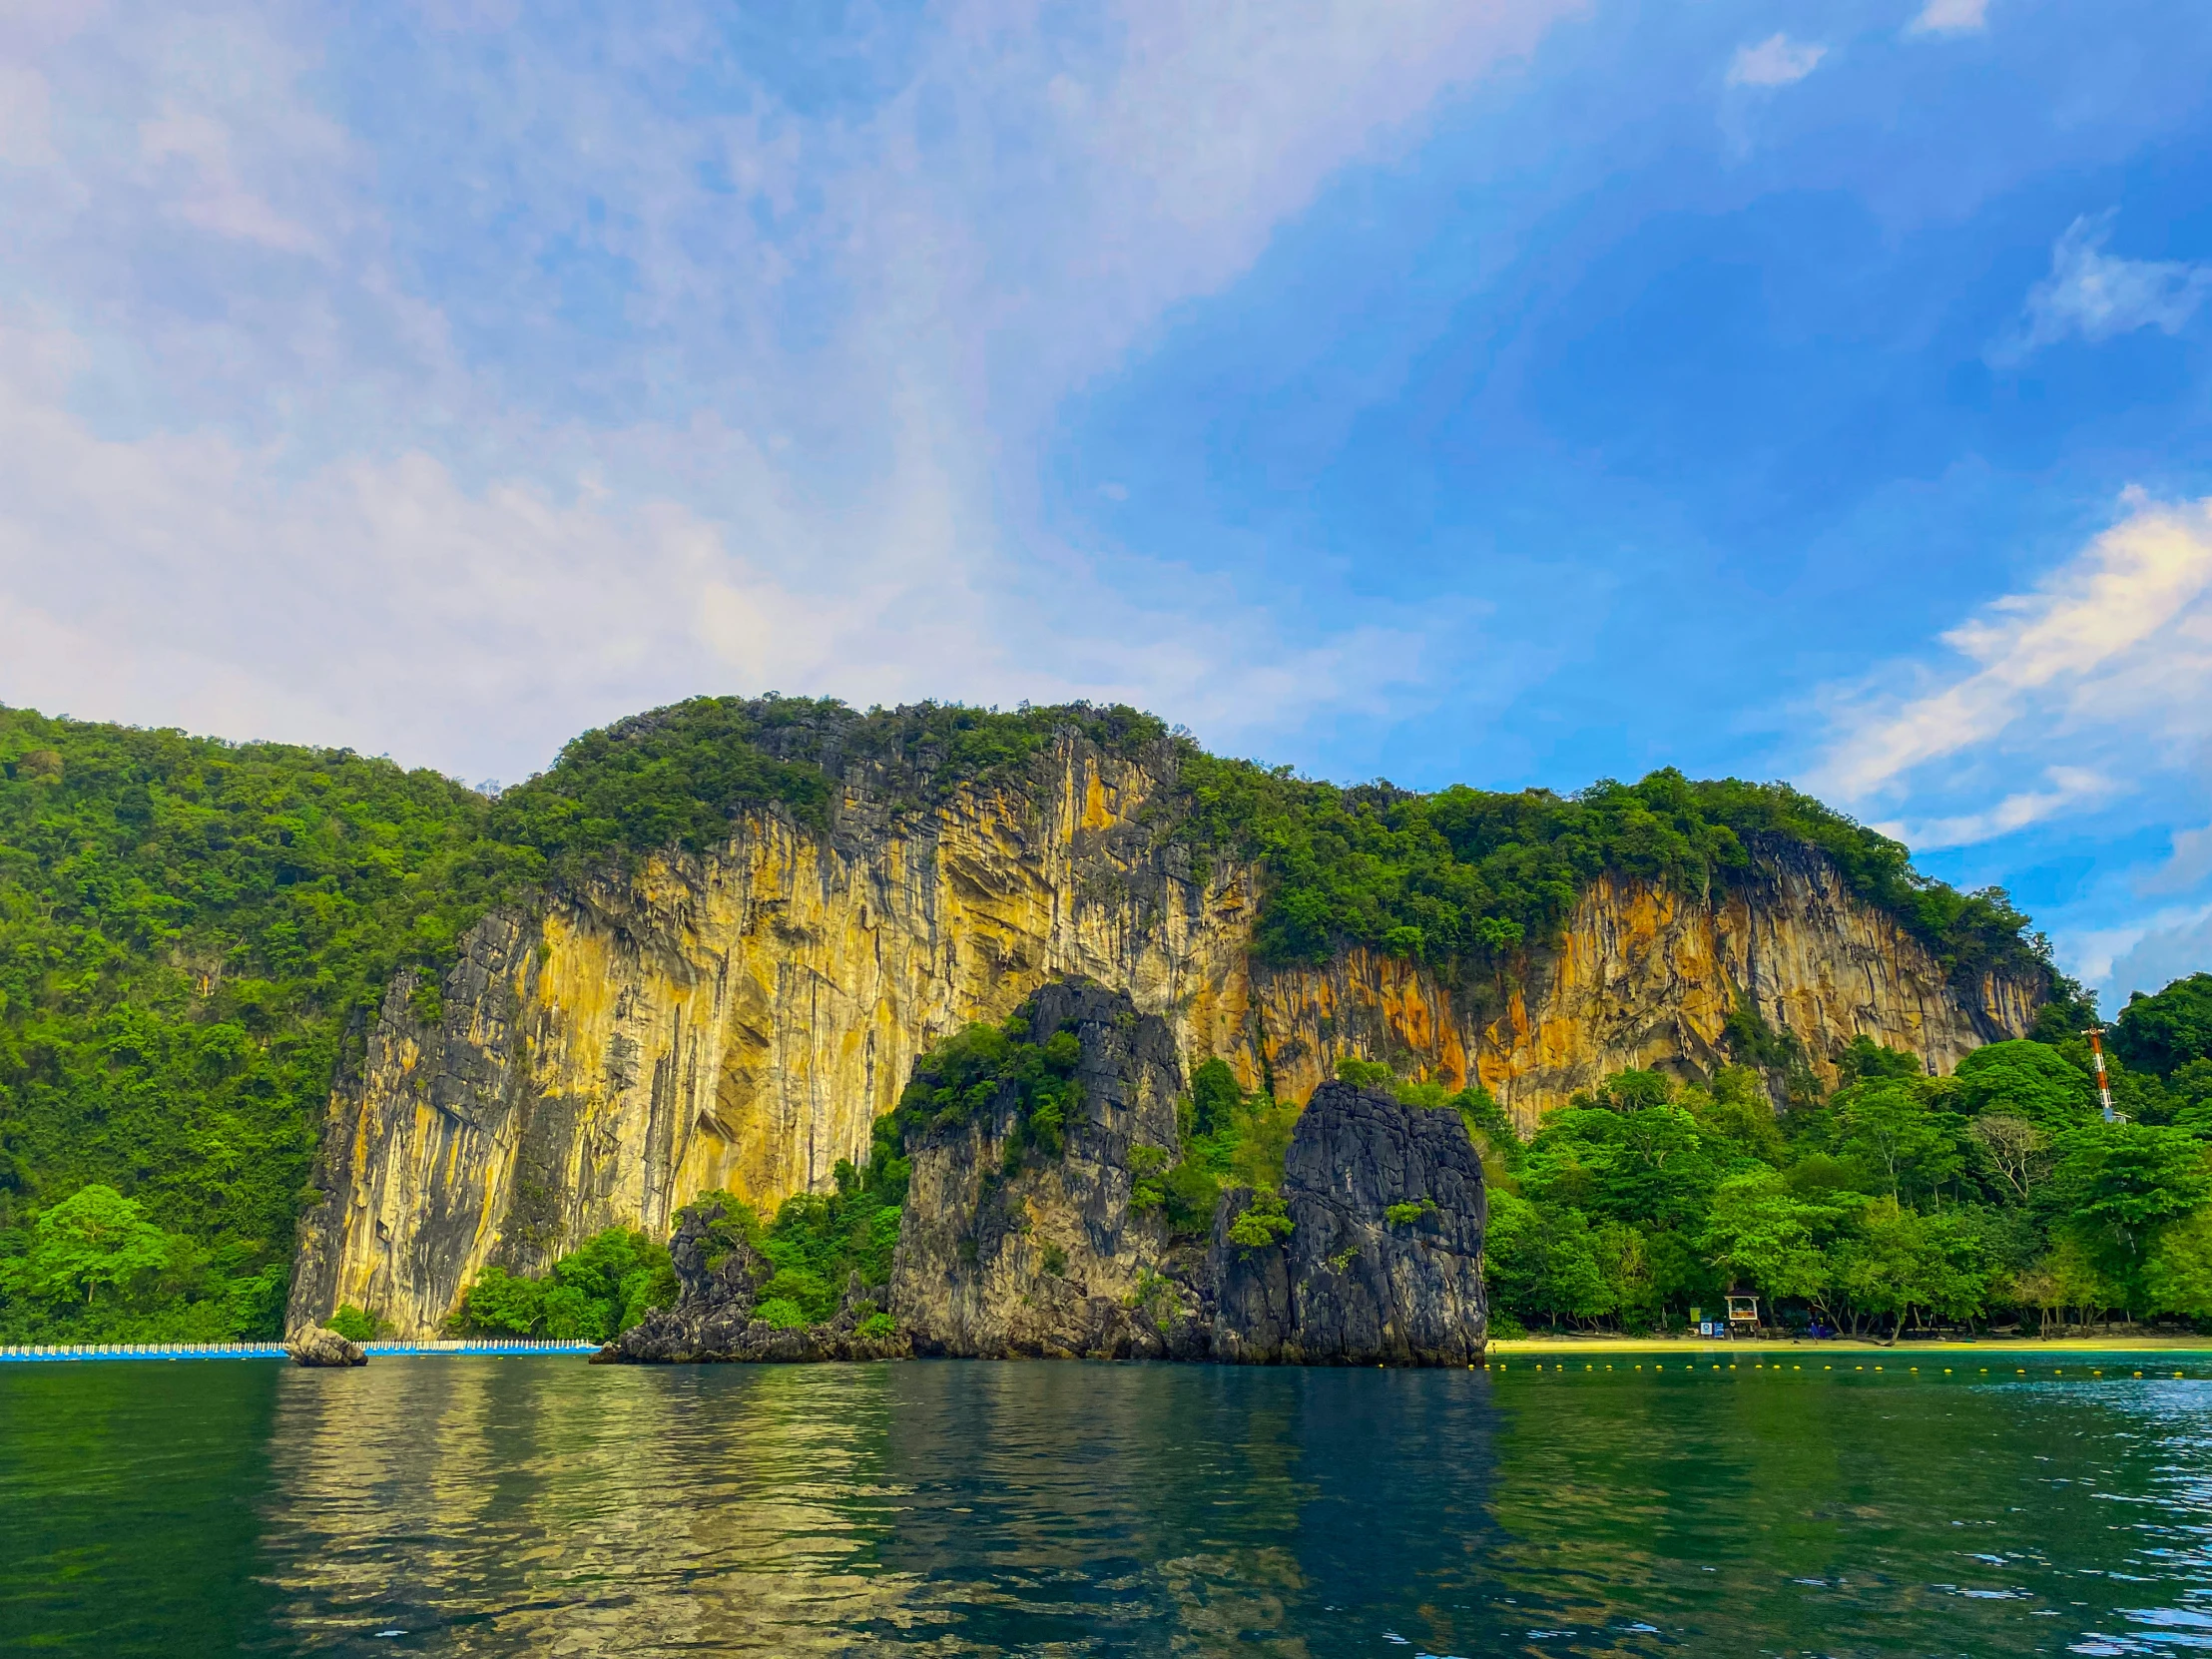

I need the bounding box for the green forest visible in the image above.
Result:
[1475,971,2212,1338]
[0,694,2079,1342]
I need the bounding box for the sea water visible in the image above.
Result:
[4,1353,2210,1655]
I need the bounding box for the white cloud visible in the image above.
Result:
[1726,34,1828,88]
[1909,0,1989,36]
[0,312,1444,784]
[1993,212,2212,364]
[2142,821,2212,897]
[1872,767,2112,850]
[0,0,1575,780]
[2094,902,2212,1001]
[1812,490,2212,821]
[139,108,326,255]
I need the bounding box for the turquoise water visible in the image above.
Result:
[5,1355,2212,1655]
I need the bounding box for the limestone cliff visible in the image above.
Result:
[289,735,2042,1337]
[607,980,1488,1367]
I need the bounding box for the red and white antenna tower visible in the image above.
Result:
[2083,1024,2120,1124]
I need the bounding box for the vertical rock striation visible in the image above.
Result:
[613,980,1488,1367]
[1211,1081,1487,1367]
[290,739,2043,1337]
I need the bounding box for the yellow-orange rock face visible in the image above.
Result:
[288,740,2041,1335]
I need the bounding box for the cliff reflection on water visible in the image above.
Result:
[8,1356,2212,1655]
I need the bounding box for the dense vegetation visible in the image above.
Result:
[0,694,2059,1342]
[0,710,526,1342]
[1174,757,2048,989]
[1476,975,2212,1338]
[447,1155,908,1340]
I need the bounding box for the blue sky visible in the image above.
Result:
[3,0,2212,1003]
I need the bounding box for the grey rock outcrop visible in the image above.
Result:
[285,1326,367,1367]
[601,1202,909,1365]
[1211,1081,1487,1365]
[892,978,1204,1360]
[610,979,1486,1368]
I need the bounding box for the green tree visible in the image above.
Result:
[1188,1057,1243,1137]
[1830,1200,1985,1342]
[1699,1173,1841,1306]
[2143,1207,2212,1321]
[2047,1124,2212,1296]
[450,1265,545,1335]
[1836,1083,1964,1202]
[2114,973,2212,1079]
[1484,1191,1612,1330]
[1954,1040,2094,1133]
[20,1185,174,1307]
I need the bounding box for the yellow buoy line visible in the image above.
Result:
[1490,1356,2197,1378]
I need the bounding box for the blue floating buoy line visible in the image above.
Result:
[0,1338,600,1364]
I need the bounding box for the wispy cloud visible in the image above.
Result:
[1908,0,1989,36]
[1992,211,2212,364]
[2142,820,2212,897]
[0,0,1574,780]
[1726,34,1827,88]
[2088,901,2212,999]
[1872,768,2112,851]
[1811,490,2212,836]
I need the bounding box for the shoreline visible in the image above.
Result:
[1489,1334,2212,1355]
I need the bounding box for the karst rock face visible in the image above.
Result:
[287,734,2041,1338]
[609,981,1486,1367]
[891,979,1193,1360]
[1212,1082,1487,1367]
[604,1200,907,1364]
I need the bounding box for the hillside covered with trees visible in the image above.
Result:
[1472,973,2212,1338]
[0,696,2062,1343]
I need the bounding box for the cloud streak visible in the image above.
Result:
[1726,34,1827,88]
[1993,211,2212,364]
[1812,490,2212,830]
[1909,0,1989,36]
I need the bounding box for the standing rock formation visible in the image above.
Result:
[890,979,1199,1360]
[1211,1081,1487,1367]
[605,1197,908,1364]
[611,980,1486,1367]
[290,728,2043,1337]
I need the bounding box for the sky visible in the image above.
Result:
[3,1,2211,1006]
